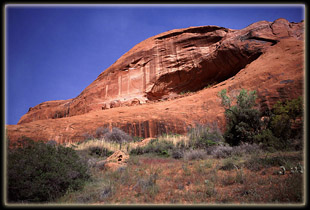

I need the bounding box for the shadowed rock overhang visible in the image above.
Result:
[9,18,303,144]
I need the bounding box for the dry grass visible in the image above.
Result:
[71,139,120,151]
[157,133,189,147]
[66,138,138,154]
[57,131,304,205]
[66,133,189,155]
[56,149,304,205]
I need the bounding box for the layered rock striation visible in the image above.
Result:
[18,18,303,125]
[8,18,304,144]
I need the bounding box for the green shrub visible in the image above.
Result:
[7,137,90,203]
[187,124,224,149]
[89,146,114,157]
[143,139,174,156]
[219,158,238,171]
[219,89,261,146]
[253,129,283,151]
[130,146,144,155]
[269,97,303,143]
[270,114,291,142]
[272,96,303,122]
[219,88,303,150]
[130,139,174,157]
[253,96,304,150]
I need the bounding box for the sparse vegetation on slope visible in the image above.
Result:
[56,149,303,204]
[6,91,304,205]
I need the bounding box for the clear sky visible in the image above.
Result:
[5,4,305,125]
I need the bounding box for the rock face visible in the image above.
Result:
[7,18,304,144]
[17,18,303,125]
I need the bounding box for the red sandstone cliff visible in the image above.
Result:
[7,18,304,144]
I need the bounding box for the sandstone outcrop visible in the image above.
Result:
[7,18,304,144]
[17,18,303,125]
[98,150,129,172]
[134,138,155,148]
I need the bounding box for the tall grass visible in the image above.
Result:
[68,139,139,154]
[67,133,188,155]
[157,133,189,147]
[67,127,141,154]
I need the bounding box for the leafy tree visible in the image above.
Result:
[272,96,303,122]
[219,89,303,149]
[269,96,303,144]
[218,89,261,146]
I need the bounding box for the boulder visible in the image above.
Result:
[102,150,129,172]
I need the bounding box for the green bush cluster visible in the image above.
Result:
[219,89,303,150]
[271,97,303,139]
[130,138,174,157]
[253,129,281,151]
[253,97,303,150]
[7,137,90,203]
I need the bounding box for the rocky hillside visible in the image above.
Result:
[6,18,304,144]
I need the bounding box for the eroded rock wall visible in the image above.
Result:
[8,18,304,144]
[18,19,303,125]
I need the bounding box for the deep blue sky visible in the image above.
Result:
[5,4,304,125]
